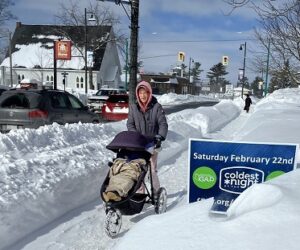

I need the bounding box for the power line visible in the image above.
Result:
[140,54,176,60]
[142,38,257,43]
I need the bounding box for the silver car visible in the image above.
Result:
[0,89,100,133]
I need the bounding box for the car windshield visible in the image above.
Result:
[107,95,128,103]
[96,90,110,96]
[0,92,42,109]
[95,89,126,96]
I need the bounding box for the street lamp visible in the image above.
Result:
[239,42,247,98]
[61,72,68,91]
[84,8,96,94]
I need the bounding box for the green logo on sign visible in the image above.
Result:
[192,166,217,189]
[266,170,285,181]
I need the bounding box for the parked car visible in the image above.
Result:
[88,88,127,114]
[0,89,100,133]
[101,94,129,121]
[0,85,10,96]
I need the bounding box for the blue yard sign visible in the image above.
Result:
[188,139,298,214]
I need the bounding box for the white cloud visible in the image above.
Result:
[7,0,263,84]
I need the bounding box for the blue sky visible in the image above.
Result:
[6,0,265,84]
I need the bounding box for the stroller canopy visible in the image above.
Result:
[106,131,152,154]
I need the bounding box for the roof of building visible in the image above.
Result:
[140,73,189,85]
[1,22,112,71]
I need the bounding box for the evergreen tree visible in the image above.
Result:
[269,60,299,93]
[251,76,264,98]
[206,63,228,92]
[181,63,188,77]
[191,62,203,81]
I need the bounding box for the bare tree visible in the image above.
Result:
[0,0,15,36]
[222,0,272,12]
[225,0,300,86]
[0,0,15,61]
[222,0,252,14]
[253,0,300,85]
[52,0,126,90]
[54,0,125,60]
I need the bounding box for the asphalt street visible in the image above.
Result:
[162,101,219,115]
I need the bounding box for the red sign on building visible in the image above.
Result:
[55,40,72,60]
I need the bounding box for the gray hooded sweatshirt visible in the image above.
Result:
[127,81,168,140]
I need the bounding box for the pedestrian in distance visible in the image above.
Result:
[127,80,168,197]
[244,94,252,113]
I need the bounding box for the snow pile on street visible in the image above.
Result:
[2,88,300,250]
[0,98,239,249]
[156,92,216,105]
[115,88,300,250]
[234,88,300,163]
[115,169,300,250]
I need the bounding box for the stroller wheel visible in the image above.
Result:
[104,208,122,238]
[154,187,167,214]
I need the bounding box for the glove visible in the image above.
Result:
[154,135,163,149]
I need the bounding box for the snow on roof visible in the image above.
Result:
[0,23,112,70]
[20,78,40,84]
[104,66,118,82]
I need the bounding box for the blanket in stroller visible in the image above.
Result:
[103,158,146,202]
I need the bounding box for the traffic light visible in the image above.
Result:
[222,56,229,66]
[178,51,185,62]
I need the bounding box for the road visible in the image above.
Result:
[163,100,218,114]
[99,100,218,122]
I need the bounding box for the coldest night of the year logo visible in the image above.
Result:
[219,166,264,194]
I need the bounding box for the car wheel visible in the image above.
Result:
[92,120,100,124]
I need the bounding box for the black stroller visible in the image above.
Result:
[100,131,167,237]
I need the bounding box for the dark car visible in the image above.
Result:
[0,85,10,96]
[0,89,100,133]
[101,94,129,121]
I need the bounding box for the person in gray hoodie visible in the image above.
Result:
[127,81,168,196]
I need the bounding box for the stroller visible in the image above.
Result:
[100,131,167,237]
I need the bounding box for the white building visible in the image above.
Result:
[0,22,122,93]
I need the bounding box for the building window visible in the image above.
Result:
[18,75,21,83]
[80,77,83,88]
[76,77,79,88]
[50,76,54,82]
[22,75,25,80]
[46,76,49,82]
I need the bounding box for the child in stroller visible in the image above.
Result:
[100,131,167,237]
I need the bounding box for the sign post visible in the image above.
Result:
[53,40,72,90]
[188,139,298,214]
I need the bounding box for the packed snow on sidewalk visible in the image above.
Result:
[0,89,300,250]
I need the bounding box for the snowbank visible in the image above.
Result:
[0,99,239,249]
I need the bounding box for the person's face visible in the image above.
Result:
[138,88,149,104]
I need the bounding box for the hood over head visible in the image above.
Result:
[136,81,153,112]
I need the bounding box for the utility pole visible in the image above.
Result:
[53,41,57,90]
[125,38,129,91]
[129,0,139,104]
[9,32,13,87]
[98,0,139,103]
[240,42,247,98]
[264,39,271,97]
[84,8,88,94]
